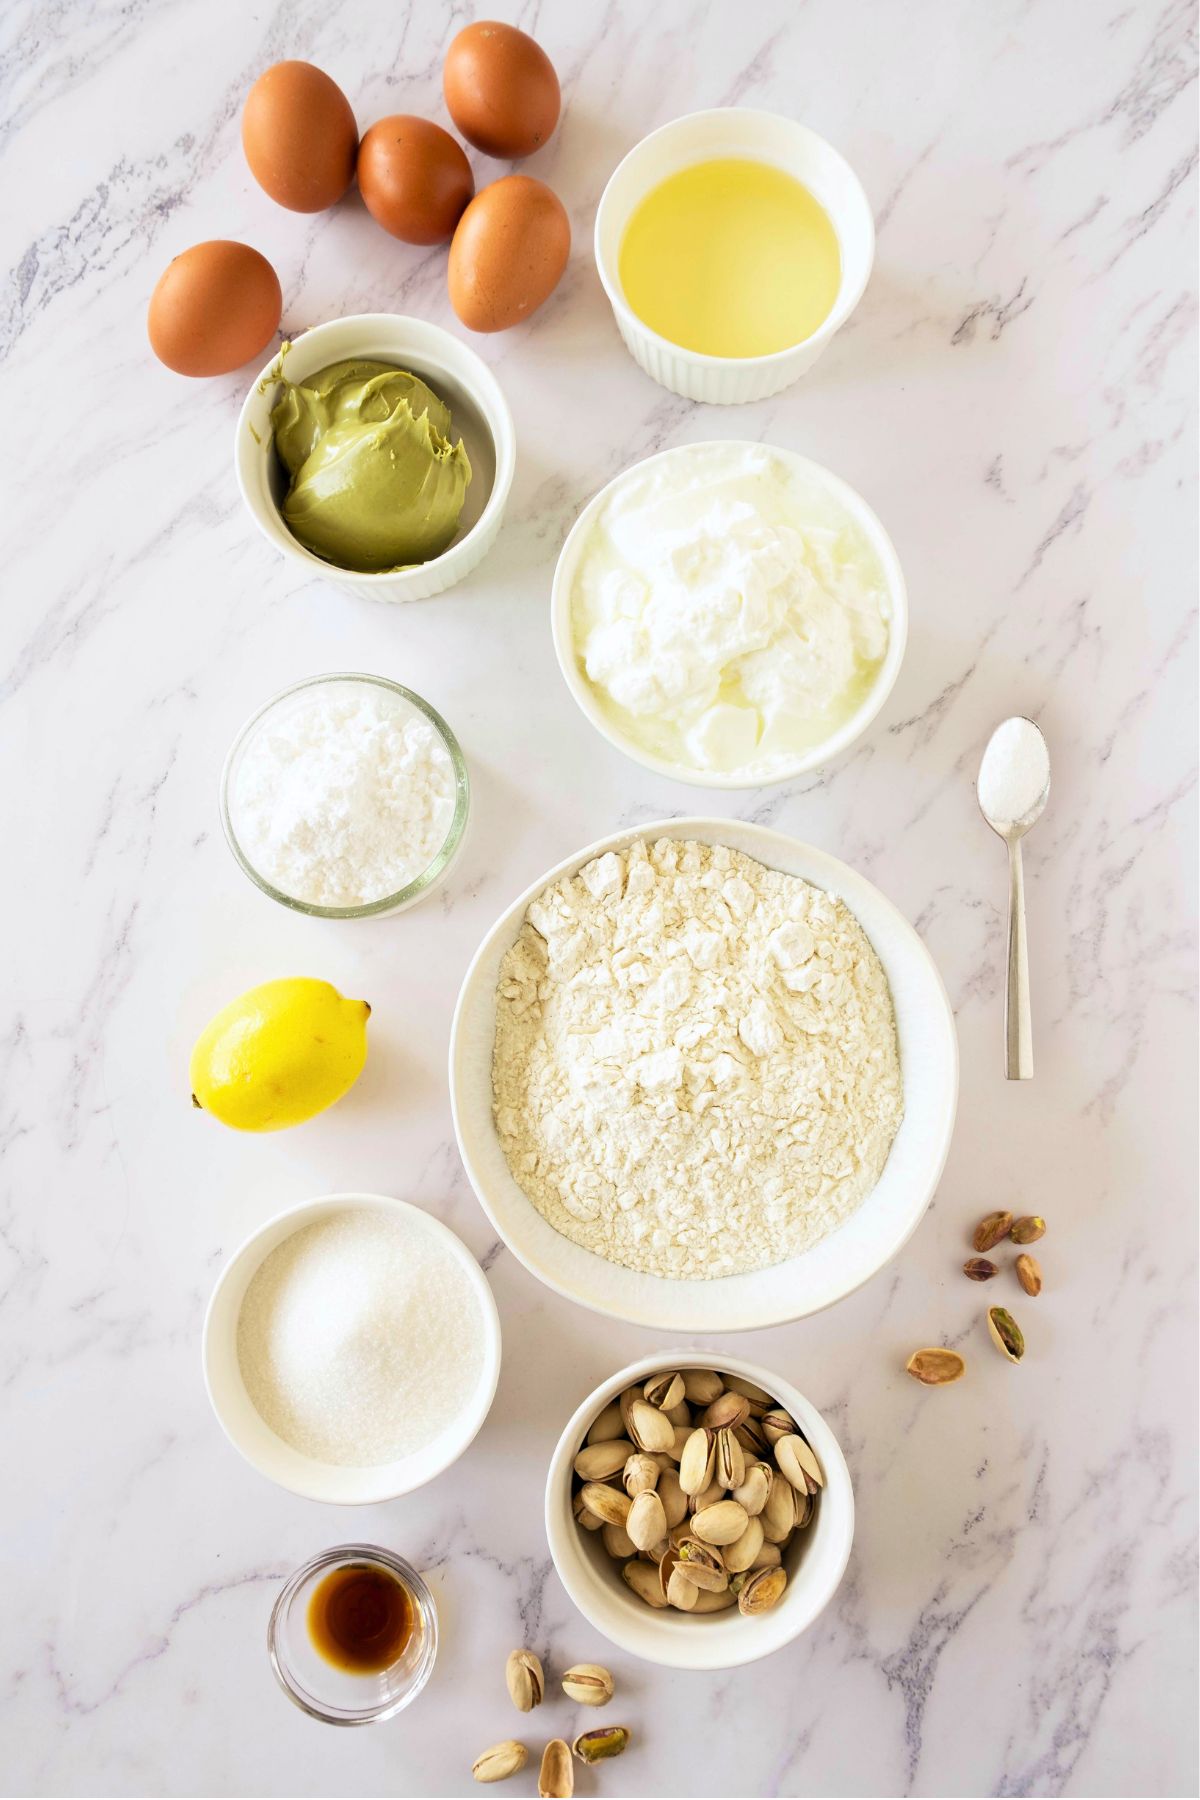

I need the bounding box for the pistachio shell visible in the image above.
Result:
[682,1369,724,1405]
[473,1739,528,1783]
[538,1739,573,1799]
[674,1537,729,1592]
[505,1648,544,1713]
[627,1398,675,1454]
[586,1400,626,1444]
[573,1439,636,1481]
[622,1558,669,1607]
[626,1489,668,1553]
[692,1498,750,1546]
[906,1347,966,1385]
[723,1515,765,1573]
[579,1481,631,1527]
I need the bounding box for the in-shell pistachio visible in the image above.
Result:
[682,1369,724,1405]
[657,1466,688,1528]
[963,1257,998,1281]
[623,1452,660,1497]
[974,1210,1014,1252]
[644,1370,685,1410]
[690,1585,736,1613]
[760,1407,796,1447]
[601,1521,636,1560]
[749,1539,782,1571]
[586,1399,625,1444]
[723,1515,765,1573]
[675,1538,729,1592]
[505,1648,544,1713]
[775,1434,823,1494]
[1015,1253,1043,1296]
[714,1425,745,1491]
[622,1558,668,1607]
[987,1306,1025,1362]
[678,1426,716,1496]
[473,1740,528,1784]
[761,1473,797,1542]
[721,1373,774,1406]
[692,1498,750,1545]
[732,1460,772,1516]
[626,1489,668,1553]
[561,1663,614,1706]
[738,1565,788,1615]
[702,1391,751,1431]
[573,1439,635,1481]
[573,1492,604,1531]
[627,1398,675,1454]
[538,1739,573,1800]
[573,1726,630,1765]
[666,1563,699,1610]
[905,1347,966,1386]
[578,1481,631,1527]
[1010,1215,1046,1245]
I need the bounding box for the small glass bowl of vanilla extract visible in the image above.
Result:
[268,1545,438,1724]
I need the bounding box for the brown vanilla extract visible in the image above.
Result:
[307,1561,413,1674]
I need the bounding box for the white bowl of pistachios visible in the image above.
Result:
[545,1352,853,1670]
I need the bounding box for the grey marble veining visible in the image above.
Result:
[0,0,1196,1795]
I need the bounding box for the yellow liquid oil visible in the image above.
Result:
[618,158,842,358]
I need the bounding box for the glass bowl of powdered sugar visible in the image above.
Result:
[221,672,470,918]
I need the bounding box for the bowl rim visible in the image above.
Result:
[549,439,908,789]
[545,1350,855,1670]
[449,816,958,1332]
[201,1191,502,1504]
[593,107,876,372]
[218,671,471,919]
[233,311,516,588]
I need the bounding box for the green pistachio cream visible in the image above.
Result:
[270,358,472,572]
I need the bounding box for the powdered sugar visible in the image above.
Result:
[492,838,904,1280]
[230,681,457,907]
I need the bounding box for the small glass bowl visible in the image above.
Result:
[220,672,470,919]
[268,1545,438,1725]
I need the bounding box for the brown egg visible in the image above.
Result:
[443,21,560,159]
[242,61,357,212]
[356,115,474,245]
[147,241,282,376]
[448,175,569,333]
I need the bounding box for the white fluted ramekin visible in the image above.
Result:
[235,314,515,603]
[594,109,874,404]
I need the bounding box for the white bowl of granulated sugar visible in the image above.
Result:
[203,1193,501,1503]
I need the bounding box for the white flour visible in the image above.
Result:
[493,838,904,1279]
[231,682,456,907]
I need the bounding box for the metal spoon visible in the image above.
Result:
[977,717,1051,1080]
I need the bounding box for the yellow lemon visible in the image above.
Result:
[190,978,369,1131]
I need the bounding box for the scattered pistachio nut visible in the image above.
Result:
[473,1740,528,1784]
[1015,1252,1043,1296]
[538,1739,573,1800]
[573,1726,630,1765]
[906,1347,966,1385]
[987,1307,1025,1363]
[561,1663,614,1706]
[973,1210,1014,1252]
[963,1257,998,1281]
[1010,1214,1046,1245]
[505,1648,544,1713]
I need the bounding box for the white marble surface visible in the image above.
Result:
[1,1,1196,1795]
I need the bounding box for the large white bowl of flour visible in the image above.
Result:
[450,819,957,1332]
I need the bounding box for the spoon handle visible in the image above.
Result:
[1005,837,1033,1080]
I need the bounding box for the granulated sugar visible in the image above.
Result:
[231,682,457,907]
[978,717,1050,826]
[236,1207,486,1467]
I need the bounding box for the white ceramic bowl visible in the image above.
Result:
[202,1193,502,1503]
[235,314,516,603]
[450,818,957,1332]
[550,441,907,789]
[546,1351,854,1670]
[594,109,874,403]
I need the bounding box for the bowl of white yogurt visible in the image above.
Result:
[550,442,907,788]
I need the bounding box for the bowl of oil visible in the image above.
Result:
[594,108,874,403]
[268,1545,438,1725]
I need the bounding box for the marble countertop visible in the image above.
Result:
[2,1,1196,1795]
